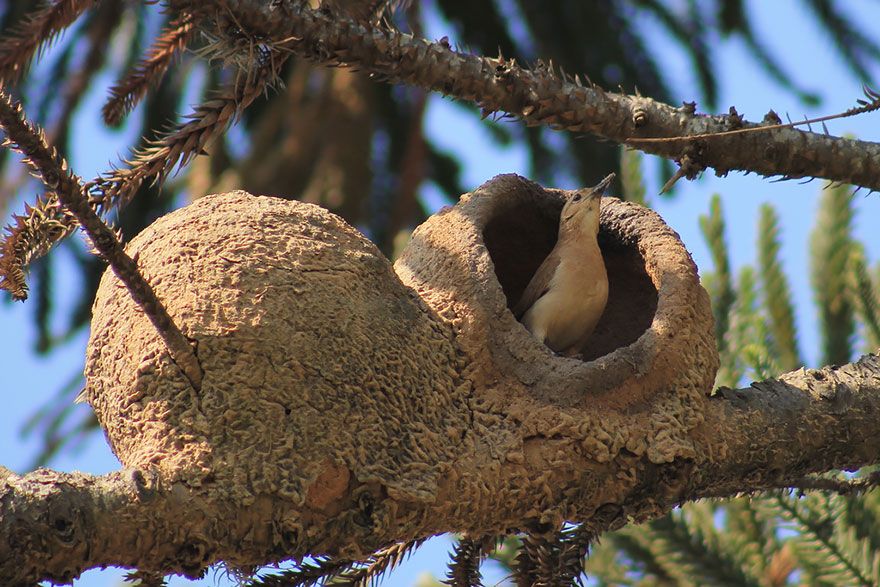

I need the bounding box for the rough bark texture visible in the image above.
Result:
[169,1,880,190]
[698,358,880,497]
[3,176,879,583]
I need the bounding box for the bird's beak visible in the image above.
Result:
[593,173,616,195]
[565,173,616,206]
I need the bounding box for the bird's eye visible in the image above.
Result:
[572,194,582,202]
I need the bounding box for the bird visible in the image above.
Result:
[513,173,614,356]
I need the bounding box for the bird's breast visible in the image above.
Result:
[523,249,609,353]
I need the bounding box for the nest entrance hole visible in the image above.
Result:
[484,198,658,361]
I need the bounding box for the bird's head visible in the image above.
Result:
[560,173,615,237]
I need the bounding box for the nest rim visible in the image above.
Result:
[428,174,718,410]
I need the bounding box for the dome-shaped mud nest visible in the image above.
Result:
[85,174,719,550]
[396,174,718,411]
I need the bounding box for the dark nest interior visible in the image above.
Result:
[484,197,659,361]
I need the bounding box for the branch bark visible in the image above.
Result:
[0,467,306,583]
[171,1,880,189]
[694,355,880,499]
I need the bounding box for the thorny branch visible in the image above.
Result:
[629,85,880,145]
[91,50,288,218]
[0,0,97,82]
[102,12,197,126]
[165,0,880,189]
[0,42,288,300]
[3,0,880,301]
[250,538,428,586]
[0,89,202,390]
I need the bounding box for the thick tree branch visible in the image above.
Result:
[0,468,150,583]
[694,354,880,499]
[0,467,300,584]
[169,0,880,189]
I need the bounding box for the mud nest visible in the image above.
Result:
[397,174,718,410]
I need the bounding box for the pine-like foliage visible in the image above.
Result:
[810,183,856,366]
[848,244,880,351]
[767,491,880,586]
[757,204,802,371]
[698,194,737,386]
[444,536,485,586]
[619,147,648,207]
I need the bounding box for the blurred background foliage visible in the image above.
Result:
[4,0,880,584]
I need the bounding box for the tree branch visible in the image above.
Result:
[0,0,97,82]
[170,0,880,189]
[0,467,283,583]
[694,354,880,499]
[0,89,202,390]
[102,12,197,126]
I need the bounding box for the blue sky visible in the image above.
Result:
[3,0,880,585]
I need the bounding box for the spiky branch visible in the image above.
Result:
[92,49,287,215]
[757,204,801,371]
[102,13,197,126]
[0,0,97,82]
[165,1,880,190]
[251,538,427,587]
[0,47,287,298]
[0,89,202,390]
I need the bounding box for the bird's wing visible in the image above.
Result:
[513,250,560,318]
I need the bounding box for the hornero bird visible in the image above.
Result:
[513,174,614,356]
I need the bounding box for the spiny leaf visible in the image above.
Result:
[102,13,196,126]
[757,204,801,370]
[848,245,880,351]
[619,146,647,207]
[732,266,780,381]
[772,490,878,587]
[609,510,761,587]
[444,537,485,587]
[0,0,97,82]
[698,195,735,357]
[0,92,79,300]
